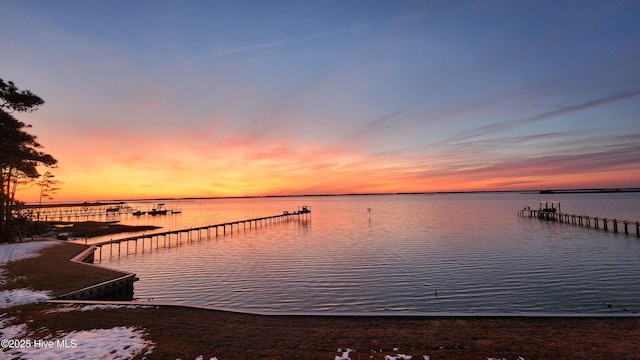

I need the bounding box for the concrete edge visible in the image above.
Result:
[51,241,138,301]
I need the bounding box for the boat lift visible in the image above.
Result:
[540,200,561,213]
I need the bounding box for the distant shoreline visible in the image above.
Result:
[25,187,640,207]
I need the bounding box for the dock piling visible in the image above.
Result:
[519,208,638,238]
[90,207,311,260]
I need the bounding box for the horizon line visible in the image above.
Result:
[25,187,640,206]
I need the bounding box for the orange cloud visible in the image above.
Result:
[15,105,640,203]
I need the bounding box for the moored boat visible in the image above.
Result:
[148,204,168,215]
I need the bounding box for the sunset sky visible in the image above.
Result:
[2,0,639,202]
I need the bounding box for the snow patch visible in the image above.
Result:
[3,326,154,359]
[335,348,355,360]
[385,355,412,360]
[43,304,153,314]
[0,289,50,308]
[0,240,59,267]
[0,240,59,286]
[341,347,431,360]
[0,316,28,339]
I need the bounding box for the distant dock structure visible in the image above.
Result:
[90,206,311,261]
[519,201,639,237]
[17,202,182,222]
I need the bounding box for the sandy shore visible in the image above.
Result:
[2,240,640,359]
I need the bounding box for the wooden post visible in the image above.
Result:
[603,218,608,231]
[613,219,618,233]
[624,220,629,234]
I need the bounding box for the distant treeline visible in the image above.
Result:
[539,188,640,194]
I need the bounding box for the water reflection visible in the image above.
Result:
[98,193,640,314]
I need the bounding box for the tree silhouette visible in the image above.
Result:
[36,171,60,221]
[0,79,44,113]
[1,78,57,242]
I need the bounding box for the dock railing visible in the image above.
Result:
[518,208,639,237]
[90,207,311,261]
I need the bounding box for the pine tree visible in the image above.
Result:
[1,78,57,242]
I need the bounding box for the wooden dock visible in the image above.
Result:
[91,206,311,261]
[17,202,181,222]
[518,208,640,237]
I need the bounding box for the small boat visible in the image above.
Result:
[298,205,311,214]
[132,210,145,216]
[106,202,125,213]
[148,204,168,215]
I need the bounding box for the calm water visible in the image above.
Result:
[85,193,640,315]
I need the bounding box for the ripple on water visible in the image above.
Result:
[100,194,640,314]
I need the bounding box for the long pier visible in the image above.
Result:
[518,208,640,237]
[91,206,311,261]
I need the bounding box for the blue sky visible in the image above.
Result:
[1,0,639,201]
